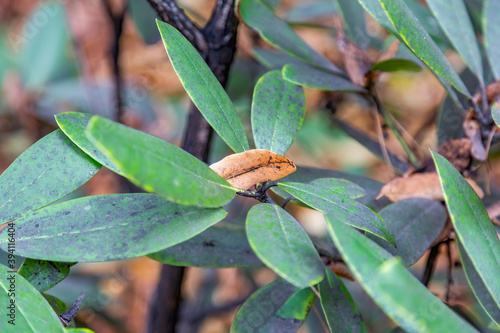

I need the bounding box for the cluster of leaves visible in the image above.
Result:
[1,0,500,332]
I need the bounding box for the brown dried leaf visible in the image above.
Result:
[463,118,487,161]
[209,149,296,190]
[436,138,472,172]
[472,79,500,105]
[377,172,484,202]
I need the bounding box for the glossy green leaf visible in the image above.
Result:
[148,225,261,268]
[0,263,65,332]
[251,70,305,155]
[156,20,249,153]
[238,0,341,73]
[55,112,123,176]
[308,178,366,199]
[334,0,369,49]
[0,194,226,262]
[378,0,470,96]
[318,269,367,333]
[277,287,316,320]
[354,0,397,35]
[484,0,500,80]
[457,240,500,326]
[246,204,324,288]
[432,150,500,321]
[427,0,483,81]
[85,115,236,207]
[278,182,394,244]
[252,48,305,69]
[368,198,447,266]
[283,63,366,92]
[18,260,75,292]
[0,130,100,225]
[371,58,421,72]
[325,215,477,333]
[231,278,313,332]
[42,293,68,316]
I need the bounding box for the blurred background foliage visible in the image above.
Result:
[0,0,497,332]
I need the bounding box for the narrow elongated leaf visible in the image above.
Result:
[457,240,500,325]
[246,204,324,288]
[0,194,227,262]
[148,225,261,268]
[354,0,397,35]
[484,0,500,80]
[325,215,477,333]
[492,105,500,128]
[156,20,249,153]
[238,0,341,73]
[283,63,366,92]
[0,130,100,225]
[251,70,305,155]
[18,260,75,292]
[252,47,306,69]
[231,279,314,332]
[85,116,236,207]
[379,0,470,96]
[368,198,447,266]
[371,58,421,72]
[432,151,500,320]
[285,1,337,23]
[278,182,394,244]
[319,269,367,332]
[308,178,366,199]
[0,263,65,332]
[334,0,369,49]
[427,0,483,81]
[55,112,123,175]
[209,149,296,190]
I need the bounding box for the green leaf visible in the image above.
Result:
[252,48,306,69]
[277,287,316,320]
[85,115,236,208]
[492,104,500,128]
[427,0,483,81]
[0,194,226,262]
[354,0,397,35]
[18,260,75,292]
[325,215,477,333]
[0,263,65,332]
[432,150,500,322]
[371,58,422,72]
[283,63,366,92]
[42,293,68,316]
[148,225,261,268]
[156,20,249,153]
[230,278,313,332]
[129,1,160,44]
[246,204,324,288]
[334,0,369,49]
[368,198,447,266]
[484,0,500,80]
[278,182,394,244]
[457,240,500,326]
[308,178,366,199]
[0,130,100,225]
[238,0,341,73]
[65,330,95,333]
[55,112,123,176]
[318,269,367,333]
[284,1,337,24]
[378,0,470,96]
[251,70,305,155]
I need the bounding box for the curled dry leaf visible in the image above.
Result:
[436,138,472,173]
[209,149,296,190]
[463,117,487,161]
[377,172,484,202]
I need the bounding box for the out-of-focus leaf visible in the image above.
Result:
[0,130,100,225]
[371,58,421,72]
[379,0,470,96]
[0,263,65,332]
[279,182,395,244]
[367,198,447,266]
[56,112,123,175]
[230,278,314,332]
[354,0,397,35]
[284,1,337,23]
[19,1,75,88]
[484,0,500,80]
[319,269,367,332]
[492,105,500,128]
[209,149,296,190]
[148,225,261,268]
[18,260,76,292]
[432,151,500,322]
[334,0,369,49]
[283,63,366,92]
[129,1,160,44]
[457,240,500,326]
[65,329,95,332]
[246,204,324,288]
[238,0,341,73]
[157,20,249,153]
[251,70,305,155]
[325,215,477,333]
[427,0,483,81]
[85,116,236,207]
[0,194,226,262]
[252,48,305,69]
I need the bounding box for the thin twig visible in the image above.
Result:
[281,196,295,209]
[445,240,453,302]
[422,244,440,286]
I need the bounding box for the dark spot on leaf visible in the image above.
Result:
[203,241,215,247]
